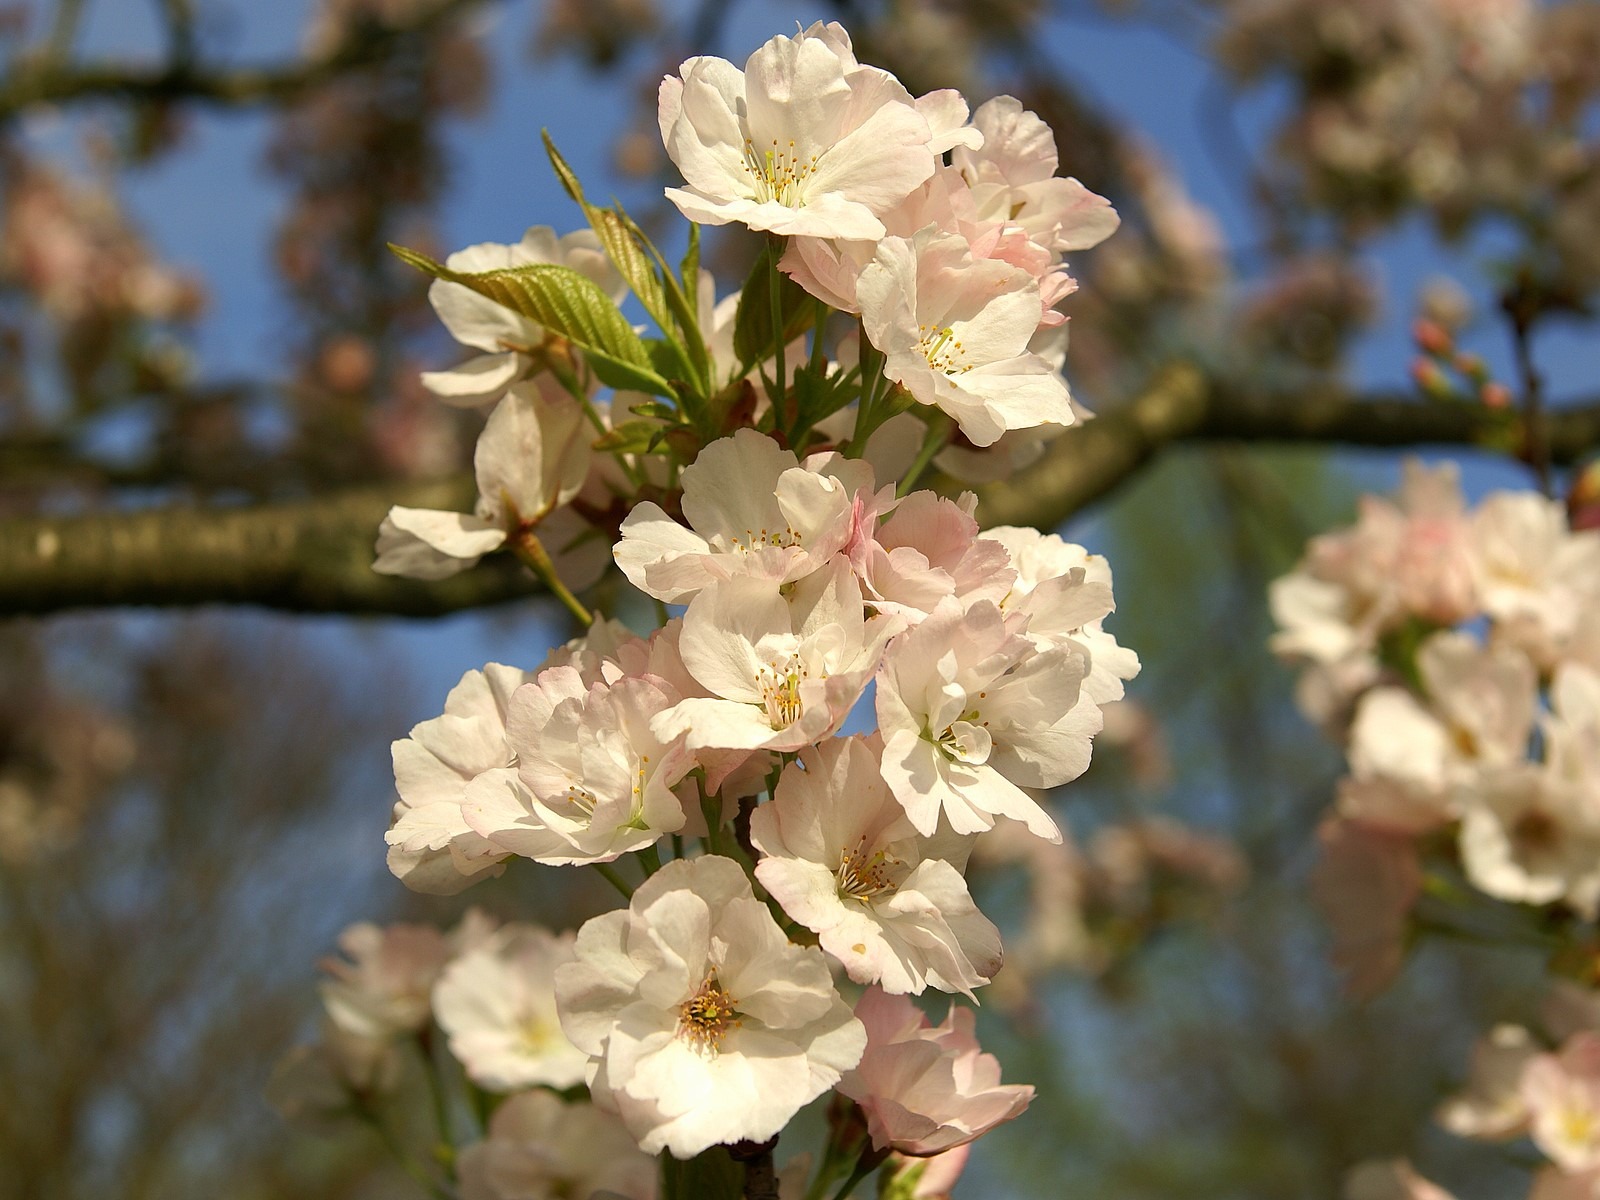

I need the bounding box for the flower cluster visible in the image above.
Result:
[1351,980,1600,1198]
[309,21,1137,1196]
[1217,0,1600,298]
[1272,459,1600,997]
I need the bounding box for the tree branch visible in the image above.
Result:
[0,478,545,617]
[0,0,489,122]
[3,371,1598,618]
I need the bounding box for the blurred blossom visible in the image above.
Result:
[0,154,203,324]
[1343,1159,1458,1200]
[457,1090,657,1200]
[533,0,659,66]
[1236,254,1378,369]
[1311,817,1422,1000]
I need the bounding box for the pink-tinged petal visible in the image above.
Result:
[613,502,715,603]
[680,428,794,541]
[1032,176,1121,250]
[742,32,854,156]
[474,382,590,524]
[917,90,981,153]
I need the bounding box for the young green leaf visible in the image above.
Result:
[732,246,815,372]
[388,243,675,397]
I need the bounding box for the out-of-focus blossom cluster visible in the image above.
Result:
[1409,981,1600,1196]
[1214,0,1600,295]
[973,813,1245,1007]
[0,155,203,326]
[1272,459,1600,1001]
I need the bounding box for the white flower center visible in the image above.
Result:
[919,324,974,375]
[836,838,901,901]
[562,781,598,816]
[678,972,740,1054]
[757,655,811,729]
[935,696,992,764]
[727,525,803,553]
[741,137,819,207]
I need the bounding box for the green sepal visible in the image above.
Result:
[594,418,668,455]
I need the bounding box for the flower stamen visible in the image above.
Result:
[678,972,740,1054]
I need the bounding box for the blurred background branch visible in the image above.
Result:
[3,372,1594,616]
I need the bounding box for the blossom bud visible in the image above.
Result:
[1410,358,1452,399]
[1479,382,1513,409]
[1411,318,1454,357]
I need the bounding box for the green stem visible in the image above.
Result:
[769,235,789,433]
[594,861,634,899]
[415,1029,454,1174]
[671,833,685,861]
[897,413,952,497]
[699,781,724,857]
[827,1158,878,1200]
[637,843,663,876]
[512,532,593,627]
[548,354,643,488]
[356,1105,450,1200]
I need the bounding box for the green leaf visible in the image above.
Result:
[389,243,675,397]
[791,361,854,433]
[629,400,678,421]
[680,222,701,291]
[545,132,671,323]
[733,245,815,372]
[542,132,711,411]
[645,337,686,385]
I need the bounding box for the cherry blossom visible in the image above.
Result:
[658,23,937,239]
[857,229,1073,447]
[982,525,1139,704]
[614,429,867,603]
[554,855,865,1158]
[318,921,451,1041]
[950,97,1121,255]
[456,1090,657,1200]
[464,668,694,865]
[432,923,589,1092]
[750,736,1002,997]
[1525,1034,1600,1173]
[836,987,1033,1156]
[654,562,895,754]
[374,380,593,583]
[876,598,1094,841]
[384,663,530,894]
[1436,1023,1536,1139]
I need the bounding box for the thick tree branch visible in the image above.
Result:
[0,478,544,616]
[3,370,1599,618]
[973,364,1600,531]
[0,0,488,122]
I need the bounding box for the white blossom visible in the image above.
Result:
[555,855,865,1158]
[876,598,1094,841]
[658,23,937,239]
[432,923,589,1092]
[751,737,1002,997]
